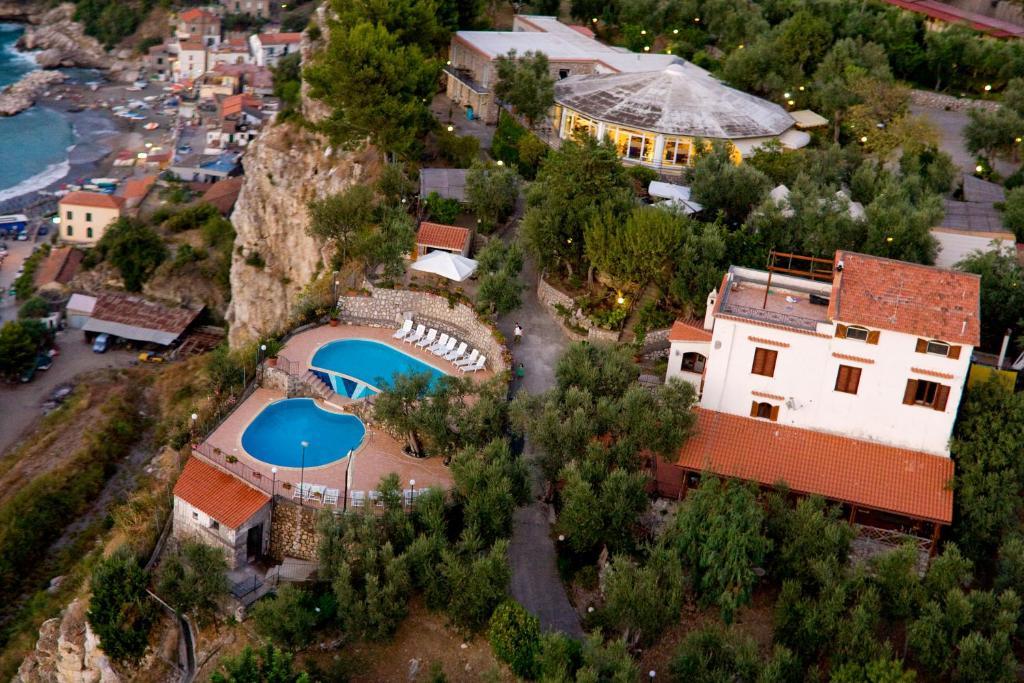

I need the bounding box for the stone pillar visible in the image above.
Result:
[653,134,666,170]
[595,121,606,141]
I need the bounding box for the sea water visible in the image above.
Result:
[0,24,76,204]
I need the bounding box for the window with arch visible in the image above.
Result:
[750,401,779,421]
[681,352,706,374]
[86,227,93,238]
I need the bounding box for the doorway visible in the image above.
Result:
[246,523,264,561]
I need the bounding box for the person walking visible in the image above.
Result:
[515,362,525,380]
[514,323,523,344]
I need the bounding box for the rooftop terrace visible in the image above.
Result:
[716,266,834,332]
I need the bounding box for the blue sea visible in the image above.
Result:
[0,24,76,204]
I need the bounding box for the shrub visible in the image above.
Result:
[17,296,50,319]
[425,192,461,224]
[437,129,480,168]
[87,547,155,664]
[156,540,228,622]
[211,645,310,683]
[250,585,324,650]
[488,600,541,679]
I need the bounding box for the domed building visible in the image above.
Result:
[552,63,813,174]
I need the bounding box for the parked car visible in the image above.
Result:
[92,333,110,353]
[37,225,48,237]
[35,354,53,371]
[137,351,164,363]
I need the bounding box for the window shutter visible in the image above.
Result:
[849,367,861,394]
[750,401,759,417]
[915,338,927,353]
[751,349,763,375]
[770,405,780,421]
[903,379,918,405]
[835,366,848,392]
[948,345,961,360]
[934,385,950,412]
[764,350,777,377]
[866,330,880,345]
[835,324,848,339]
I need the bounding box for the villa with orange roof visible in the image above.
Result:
[660,250,981,546]
[58,192,126,245]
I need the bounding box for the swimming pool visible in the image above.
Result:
[241,398,365,468]
[310,339,446,398]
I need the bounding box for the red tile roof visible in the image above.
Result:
[179,8,218,22]
[59,191,125,210]
[221,94,262,117]
[120,175,157,200]
[202,177,244,214]
[34,246,83,287]
[830,251,981,346]
[179,41,206,51]
[257,32,302,45]
[173,457,270,529]
[668,318,711,342]
[417,222,470,252]
[676,408,954,523]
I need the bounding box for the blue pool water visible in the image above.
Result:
[311,339,447,398]
[241,398,365,467]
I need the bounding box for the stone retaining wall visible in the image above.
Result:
[910,89,1000,113]
[536,276,622,343]
[269,498,320,562]
[639,327,672,359]
[336,286,509,371]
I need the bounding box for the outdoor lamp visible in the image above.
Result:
[787,100,795,106]
[446,124,454,132]
[886,236,894,243]
[1016,137,1022,143]
[649,672,656,681]
[446,60,451,65]
[673,28,679,34]
[860,136,868,143]
[738,44,744,49]
[694,17,700,22]
[976,164,984,173]
[985,84,992,92]
[617,295,626,305]
[260,344,267,351]
[799,86,805,91]
[52,216,60,224]
[783,92,791,98]
[643,46,650,52]
[592,17,597,23]
[191,413,198,422]
[640,29,646,35]
[496,159,504,166]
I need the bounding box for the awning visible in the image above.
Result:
[779,128,811,150]
[410,250,479,282]
[82,318,181,345]
[790,109,829,129]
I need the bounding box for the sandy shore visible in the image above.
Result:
[0,72,179,219]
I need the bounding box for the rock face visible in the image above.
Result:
[225,121,378,348]
[17,4,113,70]
[15,598,121,683]
[0,0,40,21]
[0,69,66,116]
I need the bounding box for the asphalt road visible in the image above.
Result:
[0,331,135,457]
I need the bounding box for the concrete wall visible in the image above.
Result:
[699,315,971,456]
[172,496,272,569]
[665,339,711,394]
[268,498,320,562]
[336,286,509,372]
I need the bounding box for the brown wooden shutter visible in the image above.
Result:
[915,338,927,353]
[770,405,780,421]
[764,350,777,377]
[835,324,848,339]
[903,379,918,405]
[750,401,759,417]
[866,330,880,345]
[948,345,962,360]
[835,366,848,392]
[849,367,861,394]
[752,349,763,375]
[934,385,950,412]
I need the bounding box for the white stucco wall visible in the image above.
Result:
[698,316,971,455]
[665,339,711,394]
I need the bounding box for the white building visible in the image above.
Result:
[249,32,302,67]
[174,41,209,82]
[667,250,980,456]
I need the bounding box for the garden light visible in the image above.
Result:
[446,124,454,132]
[784,92,791,98]
[496,160,504,166]
[976,164,984,173]
[860,136,868,143]
[673,28,679,34]
[985,84,992,91]
[592,17,597,23]
[643,46,650,52]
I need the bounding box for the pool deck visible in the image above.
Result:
[201,387,453,505]
[278,324,495,383]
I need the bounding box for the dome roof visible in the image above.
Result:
[554,63,796,139]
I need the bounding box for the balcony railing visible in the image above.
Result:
[718,300,823,332]
[443,65,489,95]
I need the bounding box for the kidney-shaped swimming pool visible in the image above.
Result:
[310,339,447,398]
[241,398,365,468]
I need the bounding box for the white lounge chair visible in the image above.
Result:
[445,341,468,361]
[454,349,479,367]
[433,337,457,357]
[460,356,486,373]
[427,332,449,353]
[416,328,438,348]
[323,488,339,506]
[404,324,425,345]
[291,484,305,501]
[392,319,413,340]
[307,484,325,502]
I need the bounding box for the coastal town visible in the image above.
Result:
[2,0,1024,680]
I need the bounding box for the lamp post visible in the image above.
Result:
[190,412,198,444]
[259,343,266,382]
[271,466,278,496]
[409,478,416,507]
[649,671,656,681]
[299,441,309,505]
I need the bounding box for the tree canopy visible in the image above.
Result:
[494,50,556,127]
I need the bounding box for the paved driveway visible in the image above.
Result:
[0,330,135,456]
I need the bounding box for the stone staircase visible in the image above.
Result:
[299,370,350,406]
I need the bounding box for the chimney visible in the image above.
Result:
[997,328,1011,369]
[703,289,717,331]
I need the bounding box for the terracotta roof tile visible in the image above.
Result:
[173,457,270,529]
[668,319,711,342]
[120,175,157,200]
[202,177,244,214]
[59,191,125,210]
[676,408,954,523]
[257,32,302,45]
[417,222,470,252]
[33,246,82,287]
[179,8,217,22]
[830,251,980,346]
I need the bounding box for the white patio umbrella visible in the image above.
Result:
[410,250,478,282]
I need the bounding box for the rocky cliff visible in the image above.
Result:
[225,122,379,347]
[15,598,120,683]
[17,4,114,70]
[0,69,65,116]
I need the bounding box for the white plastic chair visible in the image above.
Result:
[416,329,438,348]
[427,332,449,353]
[323,488,339,506]
[404,324,425,344]
[454,349,479,367]
[460,356,486,373]
[445,341,468,361]
[369,490,383,507]
[392,319,413,340]
[433,337,457,357]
